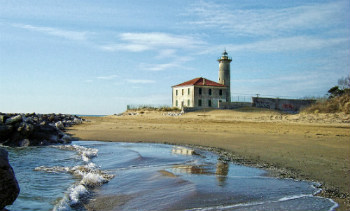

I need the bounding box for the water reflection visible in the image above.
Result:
[216,161,229,186]
[171,146,196,155]
[171,158,230,187]
[171,165,211,175]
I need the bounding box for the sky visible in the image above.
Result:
[1,0,349,115]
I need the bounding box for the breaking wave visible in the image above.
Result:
[53,144,98,162]
[187,193,338,211]
[35,144,114,211]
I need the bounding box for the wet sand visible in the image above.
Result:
[69,109,350,210]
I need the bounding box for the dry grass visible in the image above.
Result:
[126,105,180,112]
[302,94,350,114]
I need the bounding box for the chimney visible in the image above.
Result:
[203,78,205,85]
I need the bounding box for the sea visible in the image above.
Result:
[4,141,337,211]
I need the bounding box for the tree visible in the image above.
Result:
[337,75,350,90]
[328,86,343,98]
[328,75,350,98]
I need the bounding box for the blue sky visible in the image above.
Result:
[1,0,349,114]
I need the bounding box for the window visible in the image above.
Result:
[187,99,190,106]
[176,90,178,96]
[188,88,190,95]
[208,100,212,107]
[219,89,222,96]
[198,99,202,107]
[199,88,202,95]
[182,89,184,95]
[176,100,178,107]
[209,89,212,95]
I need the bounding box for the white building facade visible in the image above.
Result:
[172,77,228,109]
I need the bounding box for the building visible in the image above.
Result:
[172,51,232,109]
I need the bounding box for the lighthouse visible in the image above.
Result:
[218,50,232,102]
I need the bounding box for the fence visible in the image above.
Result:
[231,96,253,102]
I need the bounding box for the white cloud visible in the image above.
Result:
[100,43,151,52]
[126,79,155,84]
[120,32,202,48]
[156,49,177,59]
[229,36,348,52]
[13,24,88,41]
[140,56,193,71]
[200,36,349,54]
[141,63,178,71]
[96,75,118,80]
[187,1,348,36]
[100,32,204,52]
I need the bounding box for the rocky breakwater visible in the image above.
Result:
[0,113,83,147]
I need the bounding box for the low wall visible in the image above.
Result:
[252,97,316,113]
[182,102,252,112]
[218,102,252,109]
[182,107,202,113]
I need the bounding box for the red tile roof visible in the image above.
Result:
[172,77,226,87]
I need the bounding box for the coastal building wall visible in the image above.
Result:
[172,86,194,108]
[193,86,227,108]
[172,85,227,109]
[252,97,316,113]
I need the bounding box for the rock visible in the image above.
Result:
[0,115,5,123]
[30,125,59,144]
[33,117,39,122]
[48,114,55,122]
[5,115,22,125]
[64,120,73,127]
[61,134,72,143]
[25,112,35,117]
[1,113,83,147]
[39,140,49,146]
[0,149,20,210]
[0,125,13,143]
[48,135,59,143]
[19,139,30,147]
[73,118,82,125]
[55,121,65,130]
[23,116,34,124]
[17,122,34,136]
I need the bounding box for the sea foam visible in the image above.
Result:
[36,144,114,210]
[53,144,98,162]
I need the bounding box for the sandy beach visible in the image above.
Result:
[69,108,350,210]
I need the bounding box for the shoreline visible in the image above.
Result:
[77,139,345,210]
[69,109,350,210]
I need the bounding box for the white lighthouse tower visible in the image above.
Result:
[218,50,232,102]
